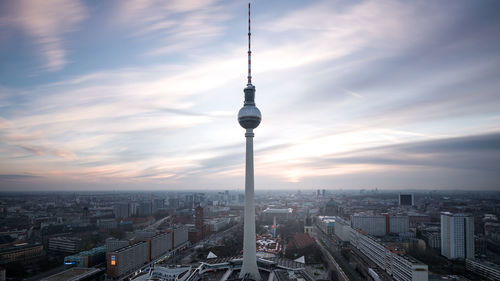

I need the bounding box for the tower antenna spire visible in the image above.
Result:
[247,2,252,85]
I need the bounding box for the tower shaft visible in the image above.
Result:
[240,128,261,280]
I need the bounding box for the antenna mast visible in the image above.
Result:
[247,2,252,85]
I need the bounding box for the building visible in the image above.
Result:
[465,258,500,281]
[304,214,313,235]
[285,233,316,256]
[114,203,130,219]
[390,216,410,234]
[132,266,192,281]
[137,201,152,216]
[318,216,336,235]
[324,198,339,216]
[0,243,44,264]
[40,267,104,281]
[129,202,139,216]
[351,214,387,236]
[421,228,440,249]
[48,237,83,254]
[106,241,149,278]
[209,218,231,232]
[399,194,414,206]
[441,212,474,259]
[150,232,172,261]
[408,213,430,227]
[350,229,428,281]
[262,208,293,223]
[237,3,262,279]
[168,198,179,209]
[392,254,428,281]
[195,205,205,239]
[64,246,106,268]
[351,214,409,236]
[152,199,165,214]
[172,226,188,249]
[97,218,118,230]
[105,238,130,252]
[334,217,351,242]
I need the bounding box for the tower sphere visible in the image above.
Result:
[238,84,261,129]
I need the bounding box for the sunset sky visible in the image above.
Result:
[1,0,499,191]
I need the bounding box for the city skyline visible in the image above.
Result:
[1,0,500,191]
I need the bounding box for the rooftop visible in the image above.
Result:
[40,268,103,281]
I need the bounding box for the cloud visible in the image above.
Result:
[1,0,500,190]
[112,0,232,56]
[0,174,42,181]
[3,0,87,71]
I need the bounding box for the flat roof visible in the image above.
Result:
[41,268,102,281]
[112,241,147,254]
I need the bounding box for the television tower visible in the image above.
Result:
[238,2,262,280]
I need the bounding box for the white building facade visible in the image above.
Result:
[350,228,428,281]
[441,212,474,259]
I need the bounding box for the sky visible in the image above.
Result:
[0,0,499,191]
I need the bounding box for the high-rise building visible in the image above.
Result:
[138,201,152,216]
[152,198,165,213]
[195,206,204,230]
[237,3,261,279]
[441,212,474,259]
[399,194,414,206]
[168,198,179,209]
[114,203,129,218]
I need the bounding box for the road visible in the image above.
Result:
[311,226,351,281]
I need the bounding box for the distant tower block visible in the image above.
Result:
[238,3,261,280]
[399,194,414,206]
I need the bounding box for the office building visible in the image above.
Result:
[441,212,474,259]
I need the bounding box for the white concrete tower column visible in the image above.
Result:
[240,128,260,280]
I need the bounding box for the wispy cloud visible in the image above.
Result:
[0,0,499,190]
[1,0,87,71]
[113,0,232,56]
